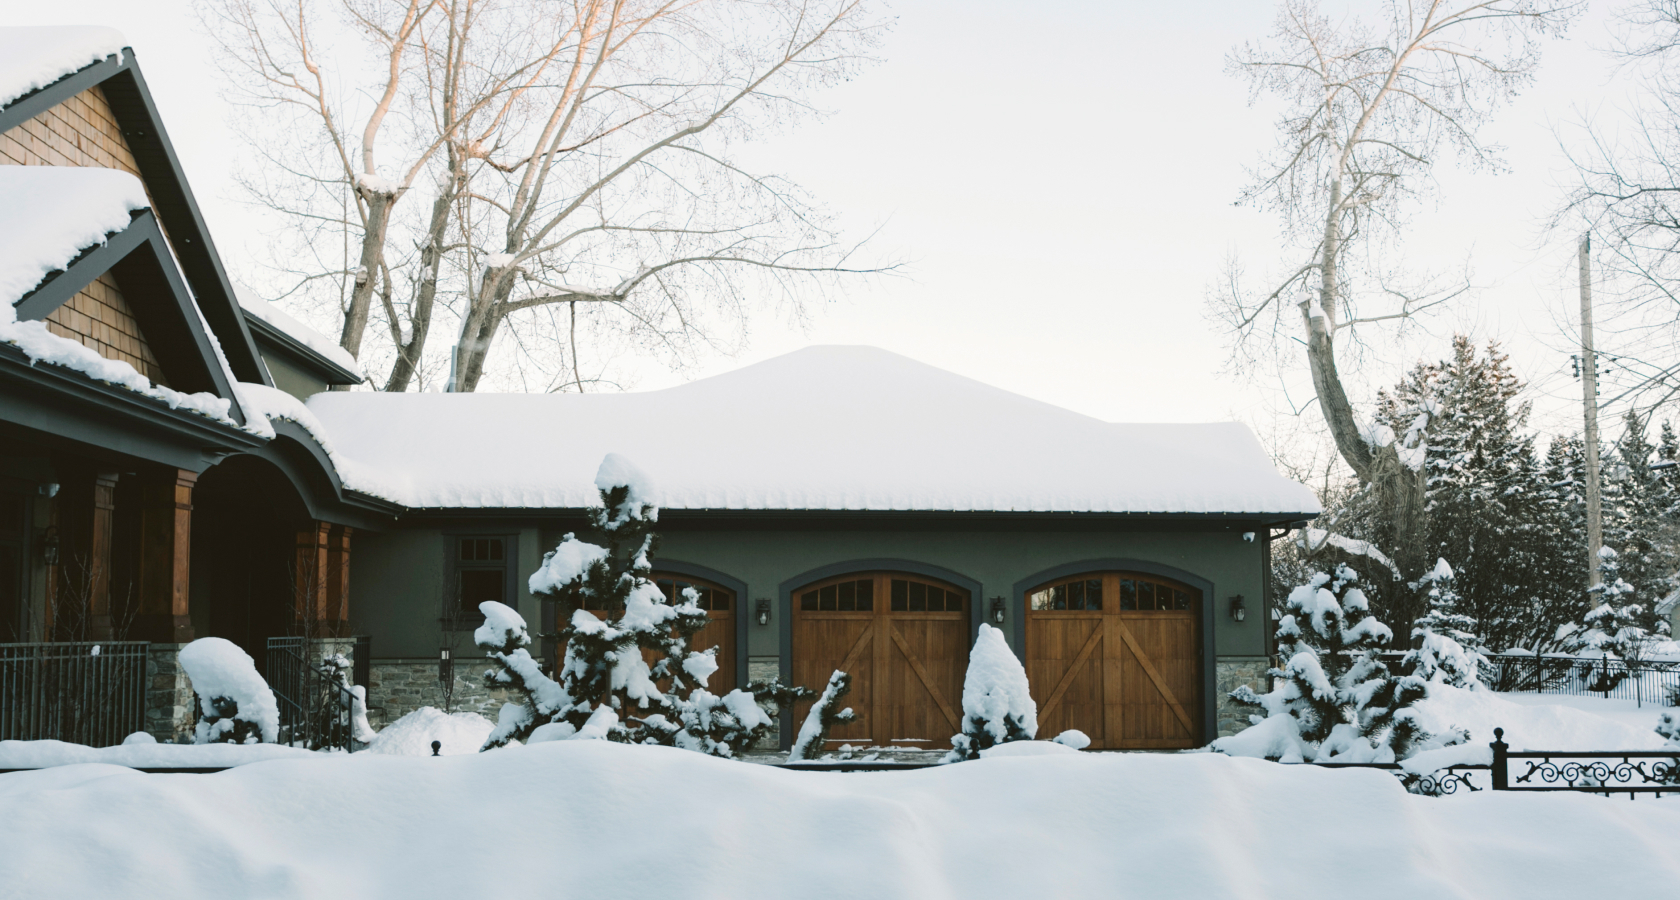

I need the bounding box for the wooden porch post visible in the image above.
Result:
[137,469,196,642]
[327,525,352,636]
[295,522,330,636]
[86,471,118,641]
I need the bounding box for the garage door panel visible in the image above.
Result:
[791,573,971,751]
[1028,573,1202,750]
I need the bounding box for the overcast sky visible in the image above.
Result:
[13,1,1658,463]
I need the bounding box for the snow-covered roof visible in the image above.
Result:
[304,345,1322,515]
[235,287,362,376]
[0,165,147,304]
[0,166,237,424]
[0,26,126,109]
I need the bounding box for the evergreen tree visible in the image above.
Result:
[1403,559,1488,689]
[479,454,777,755]
[1375,337,1540,649]
[786,670,858,761]
[1561,547,1659,662]
[1222,564,1449,762]
[944,624,1037,762]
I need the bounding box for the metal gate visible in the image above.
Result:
[0,642,149,747]
[266,636,369,751]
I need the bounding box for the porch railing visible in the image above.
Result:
[266,636,368,752]
[0,641,149,747]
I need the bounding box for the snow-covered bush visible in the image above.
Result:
[944,624,1037,762]
[1212,564,1461,763]
[1404,559,1488,689]
[178,638,279,745]
[787,670,858,761]
[480,454,778,756]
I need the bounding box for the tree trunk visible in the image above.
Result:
[339,192,393,359]
[383,189,453,392]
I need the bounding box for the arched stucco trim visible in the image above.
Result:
[652,559,750,691]
[1011,557,1218,744]
[775,558,982,750]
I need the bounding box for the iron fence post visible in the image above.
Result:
[1491,727,1508,790]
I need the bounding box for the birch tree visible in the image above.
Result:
[205,0,886,393]
[446,0,883,392]
[203,0,574,388]
[1213,0,1576,581]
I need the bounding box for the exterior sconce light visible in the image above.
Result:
[40,527,59,566]
[438,647,452,682]
[990,597,1007,625]
[1229,595,1247,622]
[756,599,772,627]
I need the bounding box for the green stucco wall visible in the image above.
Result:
[261,350,329,403]
[352,522,1268,659]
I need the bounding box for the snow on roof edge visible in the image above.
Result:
[0,26,127,109]
[234,286,362,377]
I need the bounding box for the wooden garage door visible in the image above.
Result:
[1025,572,1200,749]
[654,575,736,692]
[790,572,969,749]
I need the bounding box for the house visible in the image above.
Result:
[0,27,1321,750]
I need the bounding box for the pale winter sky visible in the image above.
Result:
[12,1,1661,467]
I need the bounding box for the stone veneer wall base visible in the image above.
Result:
[1214,656,1272,739]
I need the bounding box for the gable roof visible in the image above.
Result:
[304,345,1323,518]
[0,164,245,425]
[0,28,269,387]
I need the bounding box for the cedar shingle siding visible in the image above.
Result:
[43,270,169,384]
[2,83,164,378]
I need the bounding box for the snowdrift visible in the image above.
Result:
[2,741,1678,898]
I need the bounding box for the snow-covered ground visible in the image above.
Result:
[1414,687,1671,751]
[1,740,1677,899]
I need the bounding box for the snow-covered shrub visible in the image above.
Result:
[787,670,858,761]
[944,624,1037,762]
[1212,564,1461,763]
[178,638,279,745]
[1404,559,1488,689]
[481,454,779,756]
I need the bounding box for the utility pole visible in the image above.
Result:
[1580,233,1603,588]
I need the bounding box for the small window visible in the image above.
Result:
[447,535,513,625]
[656,577,734,612]
[1031,572,1198,613]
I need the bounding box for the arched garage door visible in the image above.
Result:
[791,572,970,749]
[1025,572,1201,749]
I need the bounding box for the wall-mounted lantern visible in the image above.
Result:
[40,527,59,566]
[438,647,452,682]
[756,599,772,627]
[989,597,1007,625]
[1228,595,1247,622]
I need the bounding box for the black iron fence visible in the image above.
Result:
[1480,653,1680,706]
[0,641,148,747]
[266,637,368,752]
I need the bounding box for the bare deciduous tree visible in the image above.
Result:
[203,0,889,393]
[1557,1,1680,416]
[1213,0,1576,578]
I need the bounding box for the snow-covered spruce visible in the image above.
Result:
[484,454,778,755]
[178,638,279,745]
[787,670,858,761]
[1404,559,1488,689]
[1212,564,1464,763]
[1560,547,1658,663]
[944,624,1037,762]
